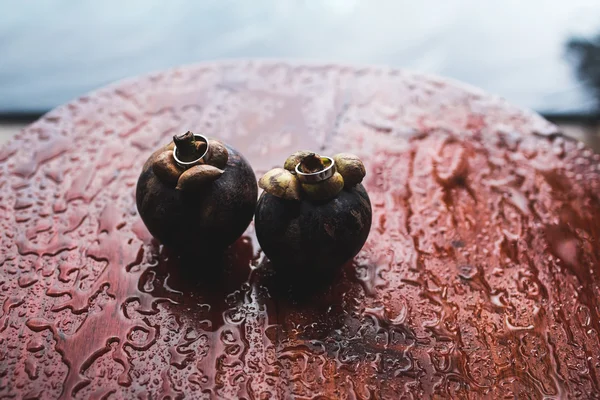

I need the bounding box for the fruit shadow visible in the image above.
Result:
[141,236,256,331]
[253,258,362,341]
[141,237,360,341]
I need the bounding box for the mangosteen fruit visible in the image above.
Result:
[255,151,372,277]
[136,131,257,254]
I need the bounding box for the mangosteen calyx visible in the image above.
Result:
[147,131,230,191]
[260,151,366,202]
[258,168,301,201]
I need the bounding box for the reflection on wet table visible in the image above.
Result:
[1,62,600,398]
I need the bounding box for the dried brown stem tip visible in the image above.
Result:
[299,153,326,173]
[173,131,207,162]
[284,150,313,172]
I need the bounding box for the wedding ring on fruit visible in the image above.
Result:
[172,133,209,169]
[295,156,335,183]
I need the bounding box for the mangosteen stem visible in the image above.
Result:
[173,131,205,162]
[299,153,326,173]
[173,131,196,156]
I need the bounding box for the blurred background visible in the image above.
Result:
[2,0,600,148]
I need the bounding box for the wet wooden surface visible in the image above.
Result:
[4,121,600,151]
[1,61,600,398]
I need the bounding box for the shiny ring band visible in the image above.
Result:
[295,156,336,183]
[172,133,209,169]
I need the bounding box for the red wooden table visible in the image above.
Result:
[1,61,599,399]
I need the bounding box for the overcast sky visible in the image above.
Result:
[1,0,599,114]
